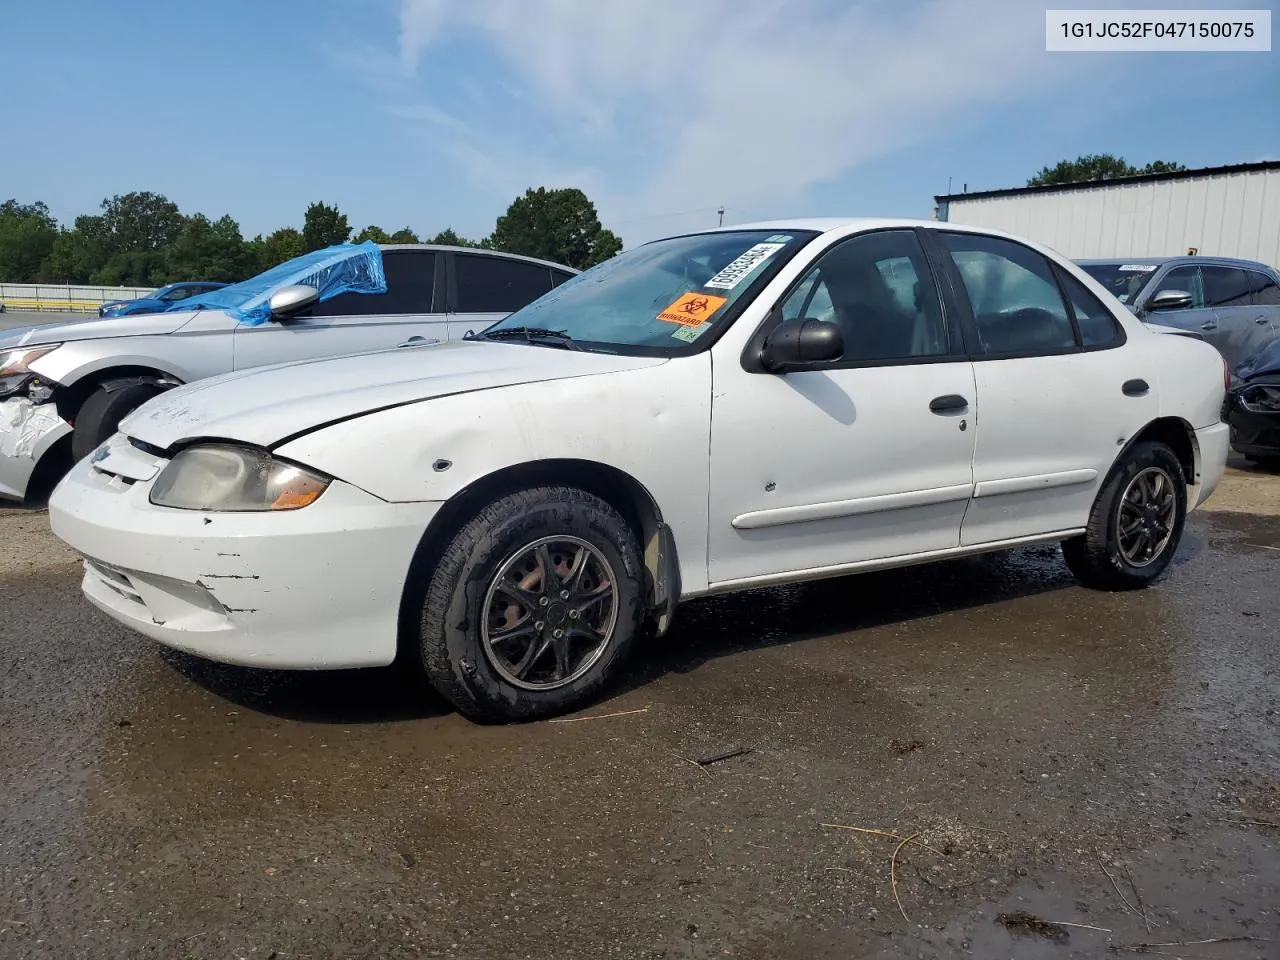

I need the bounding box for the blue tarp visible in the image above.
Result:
[166,241,387,326]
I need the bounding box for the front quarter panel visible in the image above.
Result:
[274,354,715,593]
[27,311,238,385]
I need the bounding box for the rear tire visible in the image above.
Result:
[417,486,645,723]
[70,381,164,462]
[1062,440,1187,591]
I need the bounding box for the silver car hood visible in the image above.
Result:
[120,338,667,450]
[0,310,202,350]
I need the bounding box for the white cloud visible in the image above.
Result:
[391,0,1089,241]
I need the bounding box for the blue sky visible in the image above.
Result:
[2,0,1276,246]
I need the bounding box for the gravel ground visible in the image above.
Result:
[1,460,1277,959]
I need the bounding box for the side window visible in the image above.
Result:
[777,229,948,362]
[1057,269,1122,347]
[161,287,191,302]
[550,269,576,289]
[1246,270,1280,307]
[317,251,435,316]
[456,255,554,313]
[1149,265,1204,308]
[938,232,1075,354]
[1202,266,1251,308]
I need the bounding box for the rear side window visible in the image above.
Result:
[550,269,576,289]
[1202,266,1252,308]
[938,232,1076,355]
[1057,269,1122,347]
[456,254,555,313]
[319,251,436,316]
[1247,270,1280,306]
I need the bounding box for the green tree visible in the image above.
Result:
[247,227,308,272]
[488,187,622,269]
[1027,154,1186,186]
[428,227,478,247]
[99,191,185,252]
[0,200,58,281]
[302,201,351,251]
[353,225,392,244]
[163,214,253,282]
[389,227,420,243]
[39,214,110,283]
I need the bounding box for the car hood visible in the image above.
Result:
[0,310,202,350]
[121,339,668,451]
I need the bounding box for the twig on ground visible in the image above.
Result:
[1052,921,1112,933]
[1113,935,1269,952]
[1124,862,1155,932]
[995,911,1070,942]
[1246,543,1280,552]
[696,747,754,766]
[671,752,714,779]
[821,823,943,857]
[1097,851,1155,925]
[1217,816,1280,828]
[549,705,649,723]
[890,833,916,924]
[823,866,856,873]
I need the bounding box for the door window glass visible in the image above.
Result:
[1202,266,1251,308]
[317,250,435,316]
[777,230,948,362]
[456,255,554,313]
[1246,271,1280,307]
[1058,269,1122,347]
[938,232,1075,354]
[1148,265,1204,308]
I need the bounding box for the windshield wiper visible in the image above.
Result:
[470,326,581,350]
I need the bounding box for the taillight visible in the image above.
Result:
[1224,357,1230,392]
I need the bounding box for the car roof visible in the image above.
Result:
[1076,255,1276,271]
[375,244,581,274]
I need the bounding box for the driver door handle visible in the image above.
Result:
[929,394,969,413]
[1200,321,1218,330]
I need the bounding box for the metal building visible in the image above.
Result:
[934,161,1280,268]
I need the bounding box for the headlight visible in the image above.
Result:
[0,344,61,399]
[1238,384,1280,415]
[149,444,331,511]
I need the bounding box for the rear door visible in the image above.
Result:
[232,249,445,370]
[1203,264,1267,370]
[930,230,1160,546]
[1244,268,1280,354]
[445,252,573,340]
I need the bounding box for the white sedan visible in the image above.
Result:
[49,218,1230,722]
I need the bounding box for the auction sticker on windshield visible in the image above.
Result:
[657,291,727,326]
[704,243,786,290]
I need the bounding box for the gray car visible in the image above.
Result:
[1076,256,1280,373]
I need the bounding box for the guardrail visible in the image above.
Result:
[2,298,102,314]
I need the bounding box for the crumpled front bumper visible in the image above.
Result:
[0,397,72,500]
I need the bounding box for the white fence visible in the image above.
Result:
[0,283,155,313]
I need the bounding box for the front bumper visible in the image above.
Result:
[48,437,442,669]
[1227,387,1280,459]
[0,397,72,500]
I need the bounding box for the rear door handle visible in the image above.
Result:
[1122,378,1150,397]
[1200,321,1218,330]
[1256,316,1270,325]
[929,394,969,413]
[399,336,427,347]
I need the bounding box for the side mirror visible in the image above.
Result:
[268,284,320,320]
[760,317,844,372]
[1147,289,1194,312]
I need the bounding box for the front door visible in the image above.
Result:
[707,228,977,586]
[1141,264,1219,346]
[233,249,447,370]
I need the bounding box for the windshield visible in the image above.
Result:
[143,285,174,300]
[1077,262,1160,305]
[481,230,818,354]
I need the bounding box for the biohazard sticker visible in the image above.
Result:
[704,242,786,290]
[657,291,727,326]
[672,324,709,343]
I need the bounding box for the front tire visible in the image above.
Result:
[417,486,645,722]
[1062,440,1187,591]
[70,381,164,462]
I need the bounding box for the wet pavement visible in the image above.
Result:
[1,465,1278,959]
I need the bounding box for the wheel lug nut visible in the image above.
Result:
[535,621,544,631]
[553,629,563,639]
[569,610,579,620]
[560,590,569,600]
[539,596,550,606]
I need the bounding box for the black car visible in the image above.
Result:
[1228,338,1280,466]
